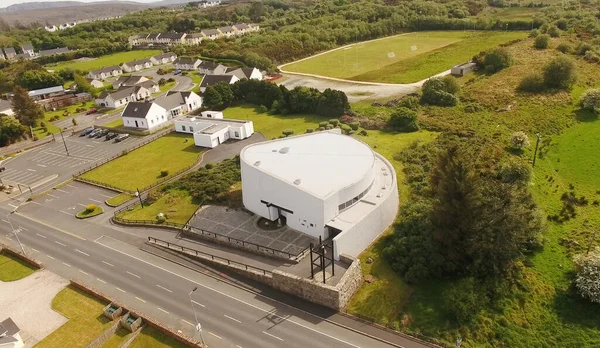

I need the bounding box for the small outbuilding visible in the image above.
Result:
[451,62,477,77]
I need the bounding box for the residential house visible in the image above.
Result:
[150,52,177,65]
[201,29,221,40]
[44,25,58,32]
[139,80,159,94]
[95,86,150,109]
[2,48,16,60]
[173,57,202,71]
[198,74,239,93]
[197,61,227,75]
[155,91,203,118]
[225,67,263,81]
[0,100,14,116]
[198,0,221,8]
[112,75,148,90]
[218,26,236,39]
[26,86,65,101]
[121,102,169,130]
[121,59,153,73]
[38,47,70,57]
[128,34,146,46]
[232,23,250,35]
[14,53,34,60]
[248,23,260,32]
[87,78,104,88]
[185,33,204,46]
[174,112,254,148]
[88,66,122,80]
[156,32,187,45]
[21,44,34,57]
[0,317,24,348]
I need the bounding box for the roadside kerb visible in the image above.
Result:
[0,242,44,269]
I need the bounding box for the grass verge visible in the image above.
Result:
[106,193,133,207]
[45,50,162,71]
[99,328,133,348]
[117,189,199,225]
[76,206,104,219]
[103,119,123,128]
[127,326,188,348]
[0,252,36,281]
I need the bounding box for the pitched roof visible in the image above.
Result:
[38,47,69,57]
[115,75,145,86]
[21,44,34,51]
[201,29,220,36]
[29,86,64,97]
[199,74,235,88]
[241,67,258,78]
[233,23,249,30]
[122,102,154,119]
[0,317,20,345]
[218,26,234,33]
[154,92,188,111]
[187,33,204,38]
[90,65,121,75]
[152,52,177,60]
[198,61,223,70]
[159,32,186,40]
[101,87,135,101]
[123,58,152,67]
[174,57,200,65]
[3,47,16,56]
[148,33,161,40]
[139,80,157,89]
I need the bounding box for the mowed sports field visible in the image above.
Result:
[46,50,161,71]
[282,31,528,83]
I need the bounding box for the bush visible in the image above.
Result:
[305,128,314,133]
[543,56,576,90]
[358,129,368,136]
[40,121,46,128]
[317,127,325,131]
[85,204,97,212]
[518,73,545,92]
[340,124,352,134]
[511,131,531,148]
[158,78,166,86]
[575,42,593,56]
[482,48,513,73]
[389,107,419,132]
[441,76,461,95]
[420,77,459,107]
[167,77,175,83]
[72,118,77,126]
[584,51,600,63]
[529,29,540,38]
[442,278,489,323]
[399,96,420,110]
[534,34,550,49]
[160,169,169,177]
[573,249,600,304]
[204,163,214,169]
[464,103,483,113]
[329,119,339,126]
[498,157,531,185]
[325,124,333,130]
[349,122,360,131]
[580,89,600,111]
[282,129,294,136]
[556,43,572,53]
[548,26,560,38]
[257,105,268,113]
[318,121,328,128]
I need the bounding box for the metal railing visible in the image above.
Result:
[113,216,185,229]
[147,236,273,276]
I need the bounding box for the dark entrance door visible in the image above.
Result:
[134,120,139,127]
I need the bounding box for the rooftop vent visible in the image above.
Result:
[279,147,290,154]
[254,161,261,166]
[272,149,277,152]
[133,108,138,112]
[293,179,301,185]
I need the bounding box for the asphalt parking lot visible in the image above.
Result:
[0,132,145,189]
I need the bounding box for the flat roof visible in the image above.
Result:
[241,131,375,199]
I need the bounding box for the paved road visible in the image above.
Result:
[0,213,429,348]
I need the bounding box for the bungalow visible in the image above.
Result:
[201,29,221,40]
[198,0,221,8]
[21,44,34,57]
[70,78,103,90]
[198,74,239,93]
[174,112,254,148]
[37,47,70,57]
[121,58,153,73]
[155,91,203,118]
[232,23,250,35]
[225,67,263,81]
[197,61,227,75]
[88,66,122,80]
[112,75,148,90]
[0,317,24,348]
[218,26,236,39]
[156,32,187,45]
[95,86,150,109]
[2,48,16,60]
[248,23,260,32]
[138,80,160,94]
[128,34,147,46]
[173,57,202,71]
[27,86,65,101]
[44,25,58,32]
[150,52,177,65]
[185,33,204,46]
[121,102,169,130]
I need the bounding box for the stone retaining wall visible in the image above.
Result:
[119,325,144,348]
[86,320,121,348]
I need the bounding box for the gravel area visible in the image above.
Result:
[0,269,69,347]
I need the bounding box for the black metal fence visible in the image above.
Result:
[147,236,273,276]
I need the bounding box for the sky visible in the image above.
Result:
[2,0,155,8]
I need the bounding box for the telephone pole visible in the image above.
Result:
[60,129,70,156]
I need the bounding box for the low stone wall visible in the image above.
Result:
[86,320,121,348]
[0,243,43,269]
[119,325,144,348]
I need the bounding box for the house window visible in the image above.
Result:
[125,98,128,102]
[234,131,240,137]
[151,119,154,124]
[190,126,194,132]
[182,125,186,131]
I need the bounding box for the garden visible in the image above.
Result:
[45,50,162,72]
[0,251,37,281]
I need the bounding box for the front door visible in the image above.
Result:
[135,120,138,127]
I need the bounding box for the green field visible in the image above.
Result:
[118,189,200,224]
[0,252,37,281]
[34,286,111,348]
[283,31,527,83]
[127,327,188,348]
[79,133,203,192]
[46,50,162,72]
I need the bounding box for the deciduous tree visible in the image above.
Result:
[11,85,44,128]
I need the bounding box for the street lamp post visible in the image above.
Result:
[188,287,206,346]
[6,211,25,255]
[135,189,143,208]
[60,129,70,156]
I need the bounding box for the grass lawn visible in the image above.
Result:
[0,252,36,281]
[106,193,133,206]
[103,118,123,128]
[79,133,203,192]
[127,326,188,348]
[32,100,97,139]
[34,286,112,348]
[46,50,161,72]
[117,189,200,225]
[158,81,177,93]
[187,72,204,87]
[76,206,103,219]
[284,31,527,83]
[99,328,132,348]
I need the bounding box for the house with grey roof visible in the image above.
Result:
[2,48,16,60]
[197,61,227,75]
[150,52,177,65]
[156,32,187,45]
[156,91,203,118]
[121,101,168,130]
[185,33,204,45]
[95,84,151,109]
[173,57,202,71]
[88,66,123,80]
[121,58,153,73]
[225,67,263,81]
[201,29,221,40]
[112,75,148,90]
[218,26,236,38]
[199,74,239,93]
[21,44,34,57]
[38,47,70,57]
[0,317,23,348]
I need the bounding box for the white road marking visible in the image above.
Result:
[127,271,141,279]
[37,164,47,168]
[66,184,77,188]
[27,169,36,172]
[135,296,146,303]
[102,261,114,267]
[60,210,74,216]
[55,189,69,193]
[182,319,194,327]
[1,219,8,224]
[116,287,126,293]
[36,233,47,238]
[158,307,169,314]
[31,248,39,253]
[191,300,205,308]
[77,203,87,207]
[96,278,106,284]
[79,270,88,275]
[209,332,222,339]
[224,315,241,323]
[18,226,28,231]
[97,194,113,198]
[55,241,67,247]
[63,262,71,267]
[46,254,55,260]
[88,198,103,203]
[262,331,284,341]
[28,201,42,206]
[75,249,90,256]
[47,194,59,198]
[156,284,172,293]
[7,203,18,208]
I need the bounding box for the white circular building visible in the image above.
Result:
[240,129,399,260]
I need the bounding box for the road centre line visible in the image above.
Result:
[156,284,172,293]
[102,261,114,267]
[63,262,71,267]
[116,287,126,293]
[79,270,89,275]
[97,278,106,284]
[262,331,283,341]
[224,315,241,323]
[191,300,205,308]
[36,233,47,238]
[127,271,141,279]
[135,297,146,303]
[95,236,361,348]
[31,248,39,253]
[46,254,55,260]
[209,332,222,339]
[75,249,90,256]
[55,241,67,247]
[158,307,169,314]
[182,319,194,327]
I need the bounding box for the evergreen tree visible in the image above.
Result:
[11,85,44,129]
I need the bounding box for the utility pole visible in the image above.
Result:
[60,129,70,156]
[587,229,598,255]
[188,287,206,346]
[136,188,144,208]
[7,209,25,255]
[532,133,541,167]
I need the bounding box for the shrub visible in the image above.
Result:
[72,118,77,126]
[329,119,340,127]
[464,103,483,113]
[420,77,459,107]
[349,122,360,131]
[498,157,531,185]
[167,77,175,83]
[389,107,419,132]
[584,51,600,63]
[441,75,461,95]
[40,121,46,128]
[573,249,600,304]
[85,204,97,212]
[580,89,600,111]
[548,26,560,38]
[556,43,572,53]
[543,56,576,90]
[305,128,314,133]
[204,163,214,169]
[158,78,166,86]
[359,130,368,136]
[518,73,545,92]
[340,124,352,134]
[442,277,489,323]
[317,127,325,131]
[160,169,169,177]
[399,96,420,110]
[318,121,328,128]
[511,131,531,148]
[257,105,268,113]
[282,129,294,136]
[325,124,333,130]
[482,48,513,73]
[575,42,593,56]
[529,29,540,38]
[534,34,550,49]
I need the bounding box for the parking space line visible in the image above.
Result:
[156,284,172,293]
[7,203,18,208]
[55,241,67,247]
[36,233,47,238]
[89,198,103,203]
[77,203,87,208]
[191,300,205,308]
[47,193,59,198]
[66,184,77,189]
[1,219,8,224]
[127,271,141,279]
[60,210,74,216]
[75,249,90,256]
[224,315,241,324]
[55,189,69,194]
[18,226,28,231]
[31,248,39,253]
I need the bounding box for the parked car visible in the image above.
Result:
[86,108,98,115]
[95,129,110,138]
[174,69,182,75]
[88,129,101,137]
[114,134,130,143]
[80,127,94,136]
[105,132,118,141]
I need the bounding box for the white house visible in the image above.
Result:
[173,57,202,71]
[121,102,169,130]
[197,61,227,75]
[156,33,187,45]
[232,23,250,35]
[201,29,221,40]
[155,91,203,118]
[87,78,104,88]
[198,0,221,8]
[248,23,260,32]
[112,75,148,90]
[150,52,177,65]
[0,317,24,348]
[95,86,151,109]
[37,47,70,57]
[185,33,204,46]
[21,44,34,57]
[226,67,263,81]
[2,48,15,61]
[240,130,399,260]
[121,59,153,73]
[45,25,57,32]
[174,113,253,148]
[218,26,236,38]
[198,74,239,93]
[88,66,122,80]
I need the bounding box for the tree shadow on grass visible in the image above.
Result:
[575,109,599,123]
[552,281,600,329]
